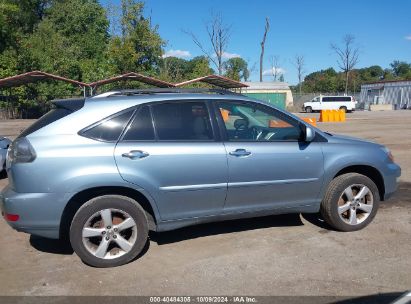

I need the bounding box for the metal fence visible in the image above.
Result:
[0,95,82,119]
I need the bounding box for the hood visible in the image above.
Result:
[324,132,382,147]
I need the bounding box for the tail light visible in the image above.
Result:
[7,137,36,164]
[3,213,20,222]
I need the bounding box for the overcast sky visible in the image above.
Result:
[101,0,411,84]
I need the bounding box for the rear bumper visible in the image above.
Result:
[0,185,71,239]
[383,163,401,200]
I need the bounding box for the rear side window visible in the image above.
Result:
[81,110,134,142]
[19,108,71,138]
[122,106,155,141]
[18,98,85,138]
[151,102,213,141]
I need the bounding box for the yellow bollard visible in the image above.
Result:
[319,110,329,122]
[339,109,346,122]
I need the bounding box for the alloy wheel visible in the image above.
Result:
[337,184,374,225]
[81,208,137,259]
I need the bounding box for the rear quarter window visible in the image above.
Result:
[18,98,85,138]
[80,109,134,142]
[18,108,72,138]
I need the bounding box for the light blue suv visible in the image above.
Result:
[0,89,401,267]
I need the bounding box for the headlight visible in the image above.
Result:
[382,147,394,162]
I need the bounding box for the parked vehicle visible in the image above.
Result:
[0,136,11,175]
[1,89,400,267]
[303,95,356,113]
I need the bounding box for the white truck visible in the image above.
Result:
[303,96,356,113]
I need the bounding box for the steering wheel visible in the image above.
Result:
[234,118,248,131]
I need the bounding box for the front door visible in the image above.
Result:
[215,101,324,213]
[115,101,228,221]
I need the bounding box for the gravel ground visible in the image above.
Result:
[0,110,410,297]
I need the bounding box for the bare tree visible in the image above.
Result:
[259,17,270,82]
[292,55,305,94]
[270,55,282,81]
[331,34,360,94]
[183,12,231,75]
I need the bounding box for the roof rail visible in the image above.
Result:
[92,88,243,98]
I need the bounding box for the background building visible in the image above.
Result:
[360,80,411,109]
[241,82,293,110]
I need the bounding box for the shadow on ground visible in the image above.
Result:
[29,235,73,255]
[380,181,411,209]
[150,213,304,245]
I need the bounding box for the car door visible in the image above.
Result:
[114,101,228,221]
[215,100,324,213]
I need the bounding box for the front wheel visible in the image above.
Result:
[321,173,379,232]
[70,195,149,267]
[305,106,313,113]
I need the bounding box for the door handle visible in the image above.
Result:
[122,150,149,159]
[229,149,252,157]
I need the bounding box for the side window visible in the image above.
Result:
[217,102,303,142]
[122,106,155,141]
[151,101,213,141]
[81,110,134,142]
[323,97,332,102]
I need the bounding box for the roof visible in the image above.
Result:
[0,71,87,88]
[88,72,175,89]
[362,79,411,86]
[242,82,290,91]
[175,75,248,89]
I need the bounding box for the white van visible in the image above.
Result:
[303,96,356,113]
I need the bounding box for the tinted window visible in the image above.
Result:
[322,96,351,102]
[218,102,303,141]
[152,102,213,140]
[81,110,134,142]
[122,106,155,141]
[19,98,85,138]
[19,108,72,138]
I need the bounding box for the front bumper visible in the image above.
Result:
[383,163,401,200]
[0,185,72,239]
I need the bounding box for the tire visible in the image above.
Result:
[70,195,148,267]
[339,106,347,113]
[305,106,312,113]
[320,173,379,232]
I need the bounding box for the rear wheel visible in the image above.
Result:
[321,173,379,232]
[339,106,347,113]
[305,106,313,113]
[70,195,148,267]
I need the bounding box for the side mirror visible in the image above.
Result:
[305,126,315,142]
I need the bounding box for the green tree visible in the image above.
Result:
[390,60,411,78]
[108,0,164,74]
[159,56,188,82]
[223,57,249,81]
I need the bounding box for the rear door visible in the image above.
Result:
[215,100,324,213]
[114,100,228,221]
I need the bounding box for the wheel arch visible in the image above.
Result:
[333,165,385,200]
[59,186,159,240]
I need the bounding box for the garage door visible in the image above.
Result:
[244,93,286,109]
